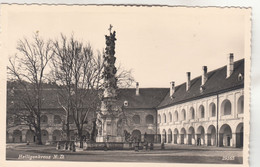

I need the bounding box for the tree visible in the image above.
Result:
[7,33,54,145]
[50,34,104,147]
[50,34,134,147]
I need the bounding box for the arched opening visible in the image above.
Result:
[163,113,166,123]
[52,130,62,141]
[146,115,154,124]
[161,129,167,143]
[180,128,186,144]
[236,123,243,147]
[237,96,244,114]
[207,125,216,146]
[199,105,205,118]
[189,107,195,120]
[209,103,216,117]
[168,112,172,122]
[54,115,62,124]
[132,129,141,142]
[174,111,178,122]
[158,114,161,123]
[197,126,205,145]
[219,124,232,147]
[173,128,179,144]
[41,115,48,124]
[181,109,186,121]
[26,130,35,143]
[168,129,172,143]
[188,127,195,145]
[133,115,141,124]
[13,130,22,143]
[41,130,49,143]
[221,100,232,115]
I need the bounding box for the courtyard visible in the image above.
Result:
[6,143,243,164]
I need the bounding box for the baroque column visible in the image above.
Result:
[96,25,123,143]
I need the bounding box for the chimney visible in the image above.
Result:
[170,81,175,97]
[136,82,139,96]
[227,53,234,78]
[186,72,191,91]
[201,66,207,86]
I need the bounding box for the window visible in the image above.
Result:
[146,115,154,124]
[237,96,244,114]
[209,103,216,117]
[133,115,140,124]
[169,112,172,122]
[181,109,186,121]
[163,113,166,123]
[199,105,205,118]
[54,115,62,124]
[174,111,178,121]
[41,115,48,124]
[221,99,232,115]
[190,107,195,120]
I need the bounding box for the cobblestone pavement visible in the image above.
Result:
[6,143,243,164]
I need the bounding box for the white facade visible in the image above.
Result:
[158,88,244,147]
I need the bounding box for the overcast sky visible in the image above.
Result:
[4,5,248,88]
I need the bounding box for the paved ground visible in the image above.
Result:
[6,143,243,164]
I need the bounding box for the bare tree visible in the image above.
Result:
[7,33,54,145]
[50,34,135,147]
[50,34,104,147]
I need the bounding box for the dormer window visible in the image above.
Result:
[124,100,128,107]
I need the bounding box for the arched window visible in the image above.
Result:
[146,115,154,124]
[181,109,186,121]
[54,115,62,124]
[158,114,161,123]
[163,113,166,123]
[133,115,141,124]
[41,115,48,124]
[174,111,178,121]
[199,105,205,118]
[222,100,232,115]
[237,96,244,114]
[209,103,216,117]
[190,107,195,120]
[169,112,172,122]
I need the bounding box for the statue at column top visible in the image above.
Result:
[102,24,118,92]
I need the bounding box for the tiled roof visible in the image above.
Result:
[115,88,169,109]
[7,85,168,110]
[7,59,244,111]
[157,59,244,109]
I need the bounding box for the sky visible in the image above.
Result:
[3,5,248,88]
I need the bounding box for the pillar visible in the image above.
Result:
[49,133,53,142]
[184,135,187,144]
[22,130,27,142]
[231,133,236,147]
[206,134,211,146]
[177,136,181,144]
[219,133,223,147]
